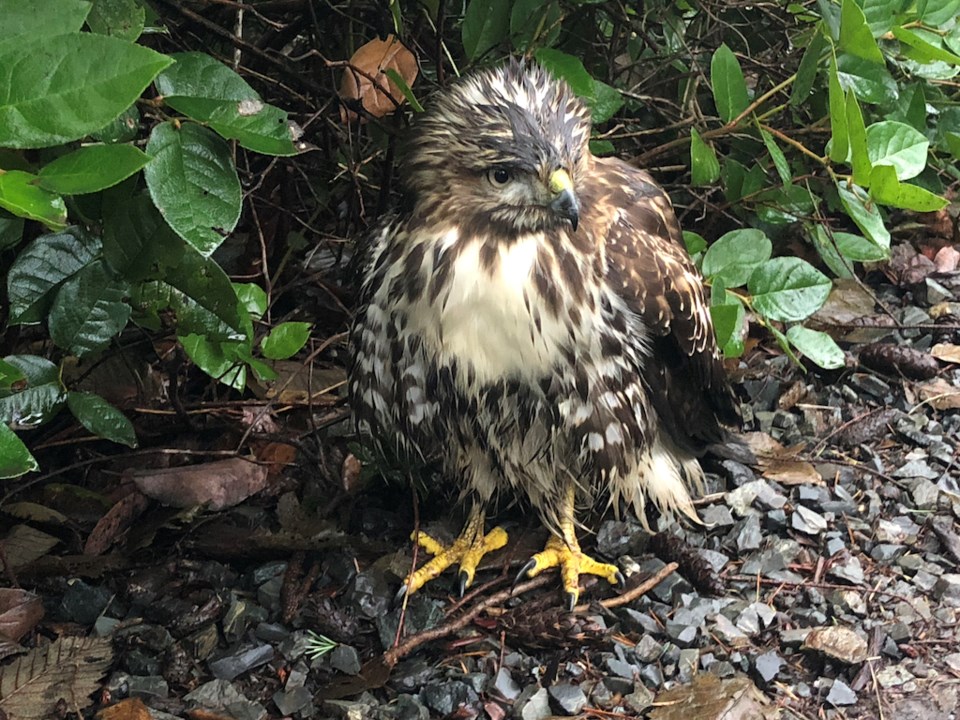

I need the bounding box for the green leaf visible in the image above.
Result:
[836,53,898,104]
[791,30,826,106]
[786,326,845,369]
[533,50,623,123]
[690,128,720,185]
[683,231,707,255]
[0,213,24,250]
[0,0,91,37]
[846,91,871,186]
[0,423,38,478]
[181,334,246,391]
[711,44,750,123]
[588,139,615,156]
[0,355,66,429]
[868,164,949,211]
[0,358,25,389]
[66,391,136,446]
[861,0,903,37]
[749,257,832,322]
[833,230,889,261]
[865,121,929,181]
[839,0,884,63]
[462,0,511,61]
[828,54,849,163]
[710,293,747,358]
[37,144,149,195]
[92,103,140,144]
[0,170,67,228]
[261,322,311,360]
[0,32,172,148]
[49,259,131,357]
[755,184,817,225]
[945,131,960,160]
[759,126,791,185]
[590,80,623,124]
[86,0,145,41]
[809,224,854,278]
[102,192,184,281]
[7,227,102,324]
[144,121,242,257]
[837,180,890,249]
[721,159,765,203]
[893,26,960,65]
[383,68,424,113]
[920,0,960,24]
[157,52,298,156]
[510,0,562,50]
[702,229,772,287]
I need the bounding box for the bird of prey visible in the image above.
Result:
[349,59,739,608]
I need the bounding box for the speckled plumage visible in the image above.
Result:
[349,60,738,540]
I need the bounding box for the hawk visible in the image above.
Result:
[349,60,739,608]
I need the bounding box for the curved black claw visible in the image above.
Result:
[457,571,471,598]
[614,570,626,588]
[513,558,537,590]
[565,591,578,612]
[393,584,408,608]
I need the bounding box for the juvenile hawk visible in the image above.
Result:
[349,60,738,607]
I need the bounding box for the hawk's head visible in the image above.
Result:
[404,60,592,235]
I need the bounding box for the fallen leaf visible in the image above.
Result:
[0,525,59,573]
[917,377,960,410]
[84,491,150,555]
[339,35,418,123]
[741,432,822,485]
[96,698,152,720]
[931,343,960,364]
[260,362,346,405]
[132,457,269,511]
[0,588,44,642]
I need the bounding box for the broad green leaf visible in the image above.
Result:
[837,180,890,249]
[702,229,772,287]
[945,131,960,160]
[0,424,38,478]
[0,170,66,228]
[869,164,948,211]
[893,26,960,66]
[920,0,960,24]
[846,91,871,186]
[791,30,826,106]
[0,355,66,429]
[261,322,311,360]
[510,0,562,50]
[690,128,720,185]
[0,358,24,388]
[66,391,137,446]
[7,227,102,324]
[836,53,898,104]
[861,0,903,37]
[86,0,145,41]
[534,50,623,123]
[759,126,791,185]
[839,0,884,63]
[102,192,183,281]
[755,184,817,225]
[157,53,298,156]
[589,139,615,156]
[233,344,277,383]
[92,104,140,144]
[181,335,246,391]
[233,283,267,323]
[683,231,707,256]
[809,225,854,279]
[37,144,149,195]
[383,68,424,113]
[0,0,91,37]
[833,230,889,261]
[710,294,747,358]
[828,55,849,163]
[721,159,765,203]
[49,259,131,357]
[786,326,845,369]
[0,33,172,148]
[865,121,929,181]
[0,213,24,250]
[749,257,831,322]
[710,44,750,123]
[891,84,926,132]
[462,0,511,61]
[144,121,241,257]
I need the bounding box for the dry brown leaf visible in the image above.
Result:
[741,431,822,485]
[931,343,960,364]
[84,491,150,556]
[0,525,59,572]
[917,377,960,410]
[132,458,269,511]
[261,362,346,405]
[0,588,44,643]
[2,502,68,524]
[0,637,112,720]
[339,35,418,123]
[96,697,152,720]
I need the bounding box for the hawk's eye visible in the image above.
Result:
[488,167,512,186]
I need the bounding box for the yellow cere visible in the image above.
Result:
[549,168,573,194]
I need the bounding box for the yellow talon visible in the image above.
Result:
[402,506,507,597]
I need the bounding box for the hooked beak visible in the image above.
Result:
[548,168,579,231]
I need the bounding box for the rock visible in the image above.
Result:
[829,554,864,584]
[875,663,916,688]
[933,574,960,605]
[548,684,587,716]
[802,626,868,663]
[185,680,265,719]
[792,505,827,534]
[420,680,478,716]
[330,644,362,675]
[516,687,550,720]
[754,651,782,683]
[273,686,312,715]
[826,679,857,706]
[208,644,274,681]
[647,674,777,720]
[127,675,168,700]
[494,668,521,700]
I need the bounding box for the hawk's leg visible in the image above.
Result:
[517,486,625,610]
[400,504,508,599]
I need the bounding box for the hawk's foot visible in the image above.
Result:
[399,506,508,600]
[516,486,624,610]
